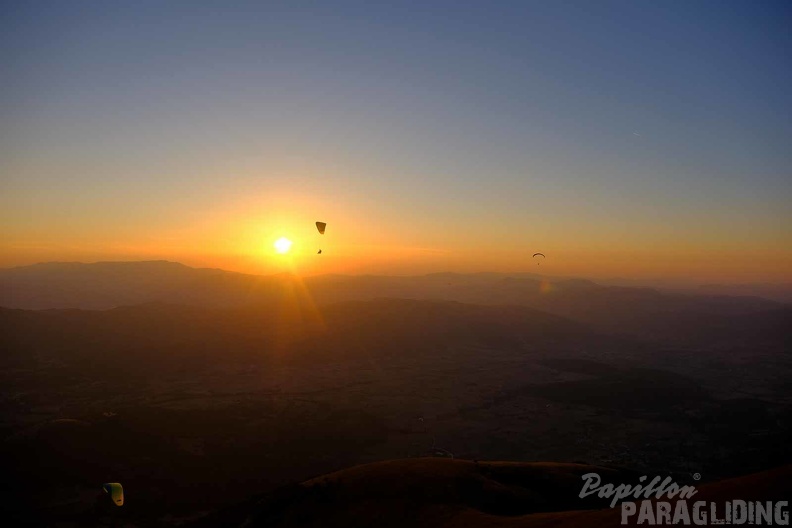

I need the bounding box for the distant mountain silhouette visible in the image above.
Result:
[0,299,595,373]
[0,260,291,310]
[697,282,792,303]
[1,261,787,344]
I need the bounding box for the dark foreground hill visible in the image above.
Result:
[10,456,790,527]
[192,458,792,528]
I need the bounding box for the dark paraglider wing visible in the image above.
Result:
[316,222,327,253]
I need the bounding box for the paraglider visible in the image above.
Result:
[533,252,546,265]
[102,482,124,506]
[316,221,326,254]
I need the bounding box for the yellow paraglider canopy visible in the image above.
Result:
[102,482,124,506]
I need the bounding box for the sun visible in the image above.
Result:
[274,237,293,254]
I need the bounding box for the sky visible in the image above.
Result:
[1,0,790,283]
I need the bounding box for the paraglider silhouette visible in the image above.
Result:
[533,253,546,265]
[316,221,326,254]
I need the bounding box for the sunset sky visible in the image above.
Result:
[2,1,790,283]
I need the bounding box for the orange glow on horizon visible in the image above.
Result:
[1,185,790,284]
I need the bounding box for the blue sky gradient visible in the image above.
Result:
[1,1,790,280]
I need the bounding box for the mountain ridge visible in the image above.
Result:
[2,260,786,346]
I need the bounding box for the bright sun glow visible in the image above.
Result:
[274,237,293,254]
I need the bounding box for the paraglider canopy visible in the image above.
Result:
[102,483,124,506]
[316,221,327,254]
[532,253,545,258]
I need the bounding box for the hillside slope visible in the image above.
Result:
[193,458,792,527]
